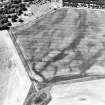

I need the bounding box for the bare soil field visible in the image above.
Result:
[49,79,105,105]
[0,31,31,105]
[12,7,105,83]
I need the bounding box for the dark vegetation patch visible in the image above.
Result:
[0,0,36,30]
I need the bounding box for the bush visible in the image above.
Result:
[11,0,22,4]
[8,15,11,18]
[23,0,29,2]
[0,18,8,24]
[11,15,18,22]
[11,18,17,22]
[18,18,24,23]
[0,23,9,30]
[22,6,27,11]
[11,14,18,19]
[9,8,15,14]
[7,22,12,26]
[27,3,30,7]
[6,3,12,9]
[34,93,47,104]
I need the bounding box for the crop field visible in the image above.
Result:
[12,7,105,83]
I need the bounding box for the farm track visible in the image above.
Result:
[42,74,105,88]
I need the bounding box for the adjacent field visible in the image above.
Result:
[0,31,31,105]
[49,79,105,105]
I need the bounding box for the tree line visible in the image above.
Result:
[0,0,32,30]
[63,0,105,8]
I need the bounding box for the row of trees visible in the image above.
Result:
[63,0,105,9]
[0,3,27,15]
[63,0,105,5]
[0,14,11,30]
[23,0,34,3]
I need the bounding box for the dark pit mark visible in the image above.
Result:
[80,97,87,101]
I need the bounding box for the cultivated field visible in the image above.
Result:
[12,7,105,83]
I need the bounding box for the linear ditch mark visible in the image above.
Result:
[39,74,105,89]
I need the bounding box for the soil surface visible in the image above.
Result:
[0,31,31,105]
